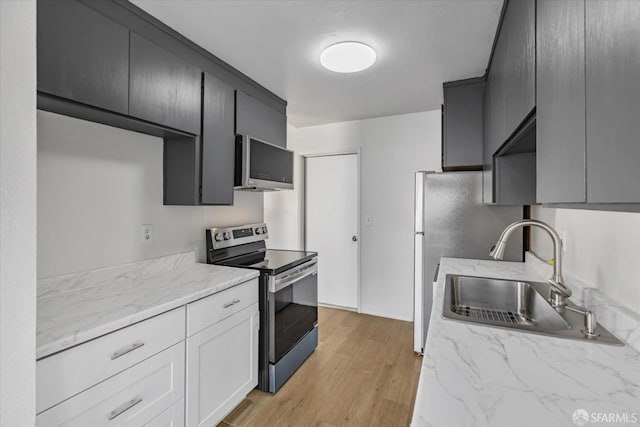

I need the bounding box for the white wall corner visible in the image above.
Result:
[0,1,37,425]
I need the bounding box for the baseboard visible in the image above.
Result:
[359,309,413,322]
[318,303,413,322]
[318,302,357,312]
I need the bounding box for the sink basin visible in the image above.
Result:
[446,275,569,330]
[442,274,623,345]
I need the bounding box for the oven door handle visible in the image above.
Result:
[269,259,318,293]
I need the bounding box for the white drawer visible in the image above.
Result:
[37,307,186,413]
[36,342,185,427]
[187,278,258,336]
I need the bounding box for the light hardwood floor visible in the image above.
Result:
[218,307,423,427]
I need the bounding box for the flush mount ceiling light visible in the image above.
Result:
[320,41,377,73]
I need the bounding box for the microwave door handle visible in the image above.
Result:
[243,135,250,185]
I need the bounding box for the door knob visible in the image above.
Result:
[352,235,358,242]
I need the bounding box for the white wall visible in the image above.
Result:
[263,125,305,250]
[0,1,37,425]
[265,111,441,321]
[531,206,640,314]
[38,111,264,278]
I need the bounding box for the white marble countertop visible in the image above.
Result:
[37,252,259,359]
[411,257,640,427]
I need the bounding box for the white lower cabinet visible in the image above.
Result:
[37,278,260,427]
[36,342,185,427]
[186,303,259,427]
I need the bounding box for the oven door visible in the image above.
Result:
[268,258,318,364]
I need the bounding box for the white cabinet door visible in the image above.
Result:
[186,303,259,427]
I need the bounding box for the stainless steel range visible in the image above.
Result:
[206,223,318,393]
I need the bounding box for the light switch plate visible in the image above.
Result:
[364,215,373,227]
[141,224,153,242]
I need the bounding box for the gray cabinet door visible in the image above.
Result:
[495,152,537,205]
[483,0,535,205]
[503,0,536,137]
[37,1,129,114]
[483,24,507,204]
[536,0,586,203]
[443,79,485,170]
[235,91,287,147]
[201,73,235,205]
[489,32,508,152]
[129,33,201,134]
[586,0,640,203]
[482,83,494,204]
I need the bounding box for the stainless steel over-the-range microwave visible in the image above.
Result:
[234,135,294,191]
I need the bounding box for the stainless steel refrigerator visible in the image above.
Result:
[413,171,523,353]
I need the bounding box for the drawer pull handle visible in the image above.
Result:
[223,299,241,309]
[110,341,145,360]
[107,396,143,420]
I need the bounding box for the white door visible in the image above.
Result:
[305,154,359,310]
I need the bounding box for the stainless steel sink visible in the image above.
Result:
[442,274,623,345]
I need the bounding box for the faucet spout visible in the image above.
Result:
[490,219,572,305]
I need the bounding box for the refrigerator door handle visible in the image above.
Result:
[413,233,424,354]
[414,172,425,234]
[414,171,426,354]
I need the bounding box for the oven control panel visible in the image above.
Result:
[207,223,269,250]
[233,228,254,239]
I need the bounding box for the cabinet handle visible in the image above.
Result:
[223,299,241,309]
[110,341,145,360]
[107,396,143,420]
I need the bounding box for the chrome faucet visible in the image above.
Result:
[489,219,572,307]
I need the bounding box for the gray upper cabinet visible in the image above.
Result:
[586,0,640,203]
[37,1,129,114]
[129,33,201,135]
[164,74,236,206]
[482,0,535,205]
[201,73,235,205]
[482,88,494,204]
[503,0,535,137]
[483,18,507,204]
[442,78,485,171]
[236,91,287,147]
[536,0,586,204]
[481,0,640,208]
[36,0,288,206]
[486,30,508,155]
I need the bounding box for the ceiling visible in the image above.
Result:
[131,0,502,128]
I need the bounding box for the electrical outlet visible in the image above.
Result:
[141,224,153,242]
